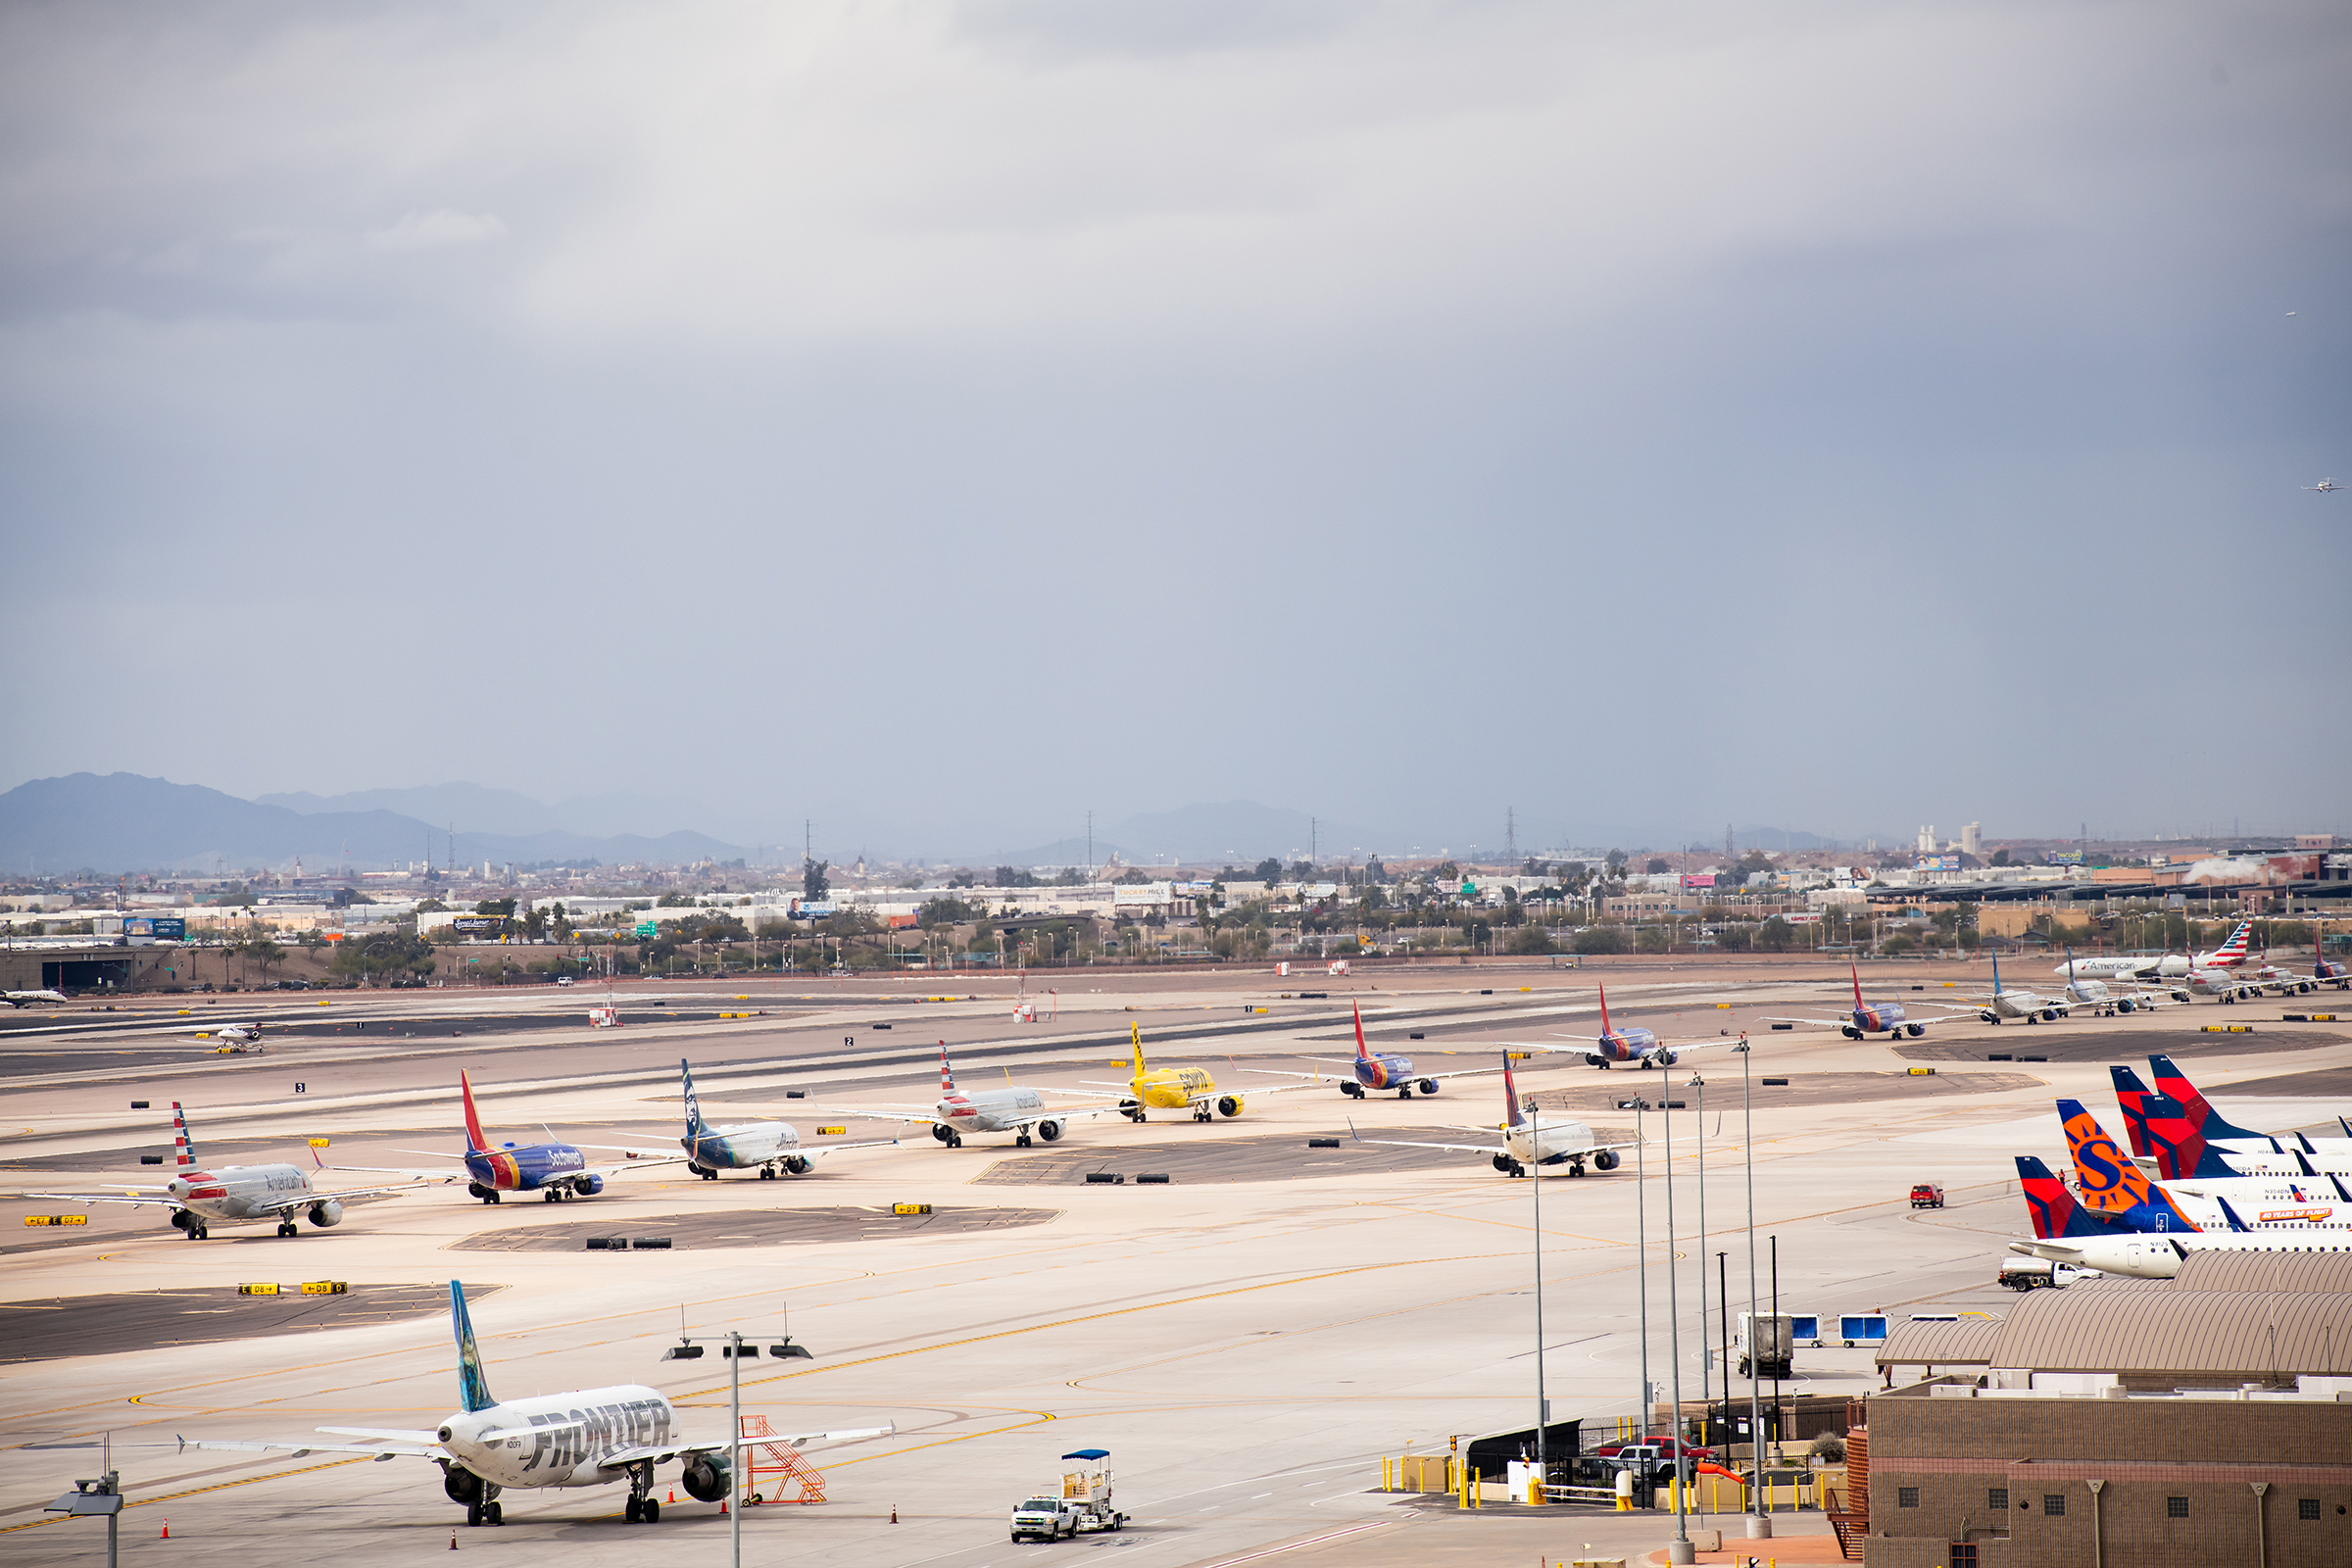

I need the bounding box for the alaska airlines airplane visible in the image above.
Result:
[181,1281,890,1527]
[834,1044,1118,1149]
[1245,1003,1503,1099]
[1764,961,1972,1040]
[24,1102,437,1241]
[677,1057,896,1179]
[1968,951,2072,1024]
[355,1071,683,1203]
[1348,1056,1633,1178]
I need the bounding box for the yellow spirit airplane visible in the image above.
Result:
[1086,1023,1319,1123]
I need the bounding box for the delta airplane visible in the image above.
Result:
[1246,1003,1503,1099]
[2054,1098,2351,1228]
[1348,1055,1633,1178]
[181,1280,891,1528]
[676,1058,896,1179]
[834,1044,1119,1149]
[2007,1156,2352,1279]
[1508,983,1742,1069]
[2113,1057,2352,1176]
[24,1102,439,1241]
[2,987,69,1007]
[2052,918,2253,982]
[347,1071,684,1203]
[1763,961,1974,1040]
[1082,1022,1322,1121]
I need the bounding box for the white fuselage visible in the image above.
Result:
[1507,1119,1598,1168]
[169,1162,318,1225]
[440,1385,677,1491]
[940,1086,1047,1134]
[2165,1176,2352,1220]
[2016,1231,2352,1280]
[1986,989,2067,1021]
[683,1120,799,1168]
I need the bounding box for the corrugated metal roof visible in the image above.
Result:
[1876,1316,2004,1369]
[2173,1250,2352,1294]
[1983,1287,2352,1378]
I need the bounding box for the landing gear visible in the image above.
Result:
[626,1462,658,1523]
[543,1188,562,1202]
[185,1221,209,1240]
[1193,1104,1212,1122]
[946,1132,963,1148]
[699,1165,720,1182]
[1397,1087,1413,1100]
[1341,1082,1364,1099]
[1568,1159,1587,1177]
[277,1221,299,1237]
[1504,1158,1527,1178]
[1016,1133,1033,1148]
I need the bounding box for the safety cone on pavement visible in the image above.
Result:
[667,1490,675,1502]
[890,1506,899,1524]
[161,1520,170,1540]
[449,1531,458,1549]
[720,1499,729,1515]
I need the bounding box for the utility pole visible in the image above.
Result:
[1505,808,1518,864]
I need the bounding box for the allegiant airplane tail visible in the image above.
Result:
[2110,1065,2155,1156]
[451,1280,496,1413]
[172,1102,198,1170]
[459,1070,491,1156]
[2016,1154,2127,1239]
[2149,1054,2265,1142]
[2056,1099,2204,1232]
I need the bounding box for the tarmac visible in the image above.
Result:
[3,956,2347,1568]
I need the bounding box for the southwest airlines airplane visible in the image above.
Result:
[347,1070,683,1202]
[1247,1002,1504,1098]
[181,1281,890,1527]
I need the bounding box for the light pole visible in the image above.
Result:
[1664,1088,1690,1563]
[1530,1072,1548,1485]
[1738,1035,1767,1537]
[662,1322,814,1568]
[1632,1094,1652,1450]
[1690,1072,1709,1449]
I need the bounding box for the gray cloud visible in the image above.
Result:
[2,0,2346,856]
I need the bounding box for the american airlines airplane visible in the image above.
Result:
[2052,918,2253,982]
[24,1102,439,1241]
[181,1281,891,1527]
[832,1044,1121,1149]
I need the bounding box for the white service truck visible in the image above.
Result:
[1010,1448,1125,1543]
[1736,1311,1794,1379]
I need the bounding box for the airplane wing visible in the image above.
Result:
[179,1435,444,1460]
[1346,1120,1504,1156]
[795,1138,901,1157]
[318,1426,446,1444]
[20,1189,186,1211]
[567,1142,699,1161]
[1082,1078,1329,1106]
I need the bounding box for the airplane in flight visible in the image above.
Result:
[1347,1055,1634,1178]
[1244,1003,1504,1099]
[1082,1022,1323,1121]
[347,1070,684,1203]
[23,1102,440,1241]
[2307,478,2340,492]
[1,987,69,1007]
[675,1057,896,1179]
[1508,983,1743,1069]
[1763,961,1974,1040]
[834,1044,1120,1148]
[2051,918,2253,982]
[180,1280,891,1527]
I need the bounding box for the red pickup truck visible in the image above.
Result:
[1910,1183,1946,1208]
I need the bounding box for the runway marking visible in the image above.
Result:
[1189,1521,1391,1566]
[0,1456,369,1533]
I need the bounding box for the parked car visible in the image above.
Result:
[1909,1183,1945,1208]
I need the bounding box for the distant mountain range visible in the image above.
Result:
[0,774,749,875]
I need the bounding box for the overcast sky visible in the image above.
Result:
[3,0,2346,858]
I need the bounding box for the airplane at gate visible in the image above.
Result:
[22,1102,438,1241]
[2008,1154,2352,1278]
[832,1044,1120,1149]
[2129,1056,2352,1170]
[1246,1003,1503,1099]
[675,1058,896,1179]
[1348,1055,1634,1178]
[179,1280,890,1528]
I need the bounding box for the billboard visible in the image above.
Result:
[122,916,187,944]
[1681,874,1717,889]
[1113,885,1170,906]
[454,915,508,936]
[1915,856,1959,872]
[792,901,837,919]
[2046,851,2085,866]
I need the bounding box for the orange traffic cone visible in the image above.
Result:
[449,1531,459,1549]
[720,1499,729,1515]
[890,1506,899,1524]
[161,1520,171,1540]
[667,1490,675,1503]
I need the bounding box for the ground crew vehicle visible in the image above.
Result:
[1010,1449,1124,1542]
[1909,1182,1945,1208]
[1735,1311,1794,1379]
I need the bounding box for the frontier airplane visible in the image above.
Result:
[182,1281,890,1527]
[25,1102,437,1241]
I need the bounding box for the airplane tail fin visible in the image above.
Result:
[1992,950,2004,993]
[172,1102,198,1169]
[2057,1099,2202,1232]
[2015,1154,2115,1239]
[1502,1056,1527,1129]
[459,1071,490,1155]
[1597,984,1612,1035]
[1850,960,1864,1008]
[2149,1054,2263,1141]
[939,1044,956,1096]
[451,1281,495,1413]
[680,1058,706,1138]
[1130,1021,1147,1081]
[2214,918,2253,961]
[1351,1002,1370,1061]
[2140,1096,2247,1180]
[2110,1065,2155,1156]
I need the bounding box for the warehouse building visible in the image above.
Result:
[1851,1252,2352,1566]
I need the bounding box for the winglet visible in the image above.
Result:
[451,1281,495,1412]
[2214,1195,2252,1234]
[459,1071,490,1155]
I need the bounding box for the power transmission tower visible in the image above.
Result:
[1725,822,1735,863]
[1504,808,1518,863]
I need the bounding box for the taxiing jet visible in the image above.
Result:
[1348,1056,1633,1178]
[676,1057,896,1179]
[1510,983,1742,1069]
[181,1280,890,1528]
[1083,1022,1319,1122]
[2051,918,2254,983]
[834,1044,1119,1149]
[1764,961,1972,1040]
[2,987,69,1007]
[348,1070,683,1203]
[1968,951,2073,1024]
[23,1102,439,1241]
[1246,1003,1503,1099]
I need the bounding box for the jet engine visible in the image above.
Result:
[680,1453,732,1502]
[783,1155,810,1174]
[1585,1054,1606,1068]
[571,1174,604,1197]
[1979,1009,1999,1023]
[1650,1051,1678,1068]
[1416,1079,1439,1096]
[307,1199,345,1228]
[1215,1096,1244,1118]
[466,1182,491,1199]
[443,1466,486,1504]
[1905,1023,1927,1038]
[1037,1119,1064,1143]
[1493,1153,1515,1173]
[171,1209,194,1231]
[931,1125,952,1142]
[1841,1026,1862,1040]
[1593,1150,1621,1171]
